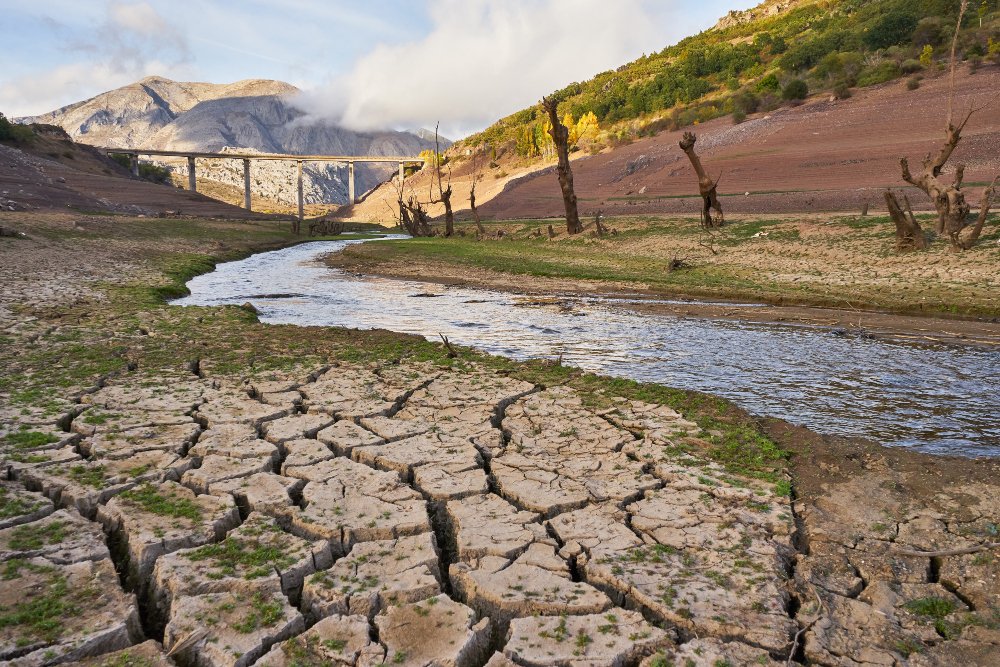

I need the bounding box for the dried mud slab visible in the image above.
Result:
[257,615,376,667]
[641,638,783,666]
[211,472,301,514]
[195,396,290,428]
[188,425,277,461]
[281,438,336,469]
[283,458,429,551]
[503,609,670,666]
[182,454,273,494]
[19,463,140,517]
[80,382,203,414]
[0,557,140,665]
[375,595,491,667]
[0,508,108,564]
[452,551,612,628]
[97,481,239,585]
[445,493,546,562]
[153,513,333,617]
[60,640,175,667]
[163,589,304,667]
[302,532,440,619]
[0,480,54,529]
[316,420,384,457]
[84,422,201,460]
[261,413,335,445]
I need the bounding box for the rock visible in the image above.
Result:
[163,589,304,667]
[0,557,141,664]
[375,595,491,667]
[503,609,670,666]
[97,481,239,586]
[302,532,440,619]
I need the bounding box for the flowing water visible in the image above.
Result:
[174,238,1000,457]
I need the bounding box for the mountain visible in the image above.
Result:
[20,76,441,205]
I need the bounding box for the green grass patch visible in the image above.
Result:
[119,483,202,521]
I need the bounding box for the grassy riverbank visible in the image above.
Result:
[0,212,788,483]
[331,214,1000,318]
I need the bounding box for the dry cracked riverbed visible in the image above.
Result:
[1,215,999,666]
[3,359,1000,667]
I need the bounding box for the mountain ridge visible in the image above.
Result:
[18,76,440,205]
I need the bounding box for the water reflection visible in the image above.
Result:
[174,238,1000,457]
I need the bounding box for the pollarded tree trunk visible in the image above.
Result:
[470,181,486,238]
[678,132,724,228]
[542,96,583,234]
[441,184,454,237]
[896,0,998,251]
[884,190,929,251]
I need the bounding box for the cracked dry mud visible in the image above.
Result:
[2,361,999,667]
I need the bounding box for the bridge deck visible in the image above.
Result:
[101,148,425,163]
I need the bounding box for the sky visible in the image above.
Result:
[0,0,760,139]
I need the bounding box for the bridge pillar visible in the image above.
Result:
[243,159,252,211]
[297,160,304,223]
[187,156,197,192]
[348,162,355,204]
[130,155,139,177]
[399,161,405,183]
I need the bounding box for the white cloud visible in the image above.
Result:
[294,0,680,137]
[74,1,190,72]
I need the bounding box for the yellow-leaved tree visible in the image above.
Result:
[575,112,599,142]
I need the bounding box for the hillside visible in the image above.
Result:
[337,66,1000,223]
[18,76,439,206]
[464,0,1000,157]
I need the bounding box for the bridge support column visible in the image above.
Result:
[399,161,405,183]
[130,155,139,177]
[348,162,355,204]
[187,156,197,192]
[297,160,304,224]
[243,159,252,211]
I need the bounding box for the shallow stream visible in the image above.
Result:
[174,238,1000,457]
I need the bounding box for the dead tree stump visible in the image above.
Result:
[884,190,929,251]
[678,132,724,229]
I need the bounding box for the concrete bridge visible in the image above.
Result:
[103,148,427,219]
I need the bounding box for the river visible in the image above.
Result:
[173,237,1000,457]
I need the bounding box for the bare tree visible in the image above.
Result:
[678,132,724,228]
[430,122,454,237]
[542,96,583,234]
[392,170,433,237]
[469,143,487,238]
[892,0,999,251]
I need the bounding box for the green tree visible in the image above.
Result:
[782,78,809,101]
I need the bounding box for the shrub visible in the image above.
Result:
[833,81,852,99]
[864,12,918,51]
[857,61,901,86]
[732,109,747,124]
[900,59,923,74]
[732,90,760,115]
[920,44,934,67]
[907,76,921,90]
[756,73,781,93]
[912,17,946,48]
[0,113,34,143]
[781,78,809,101]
